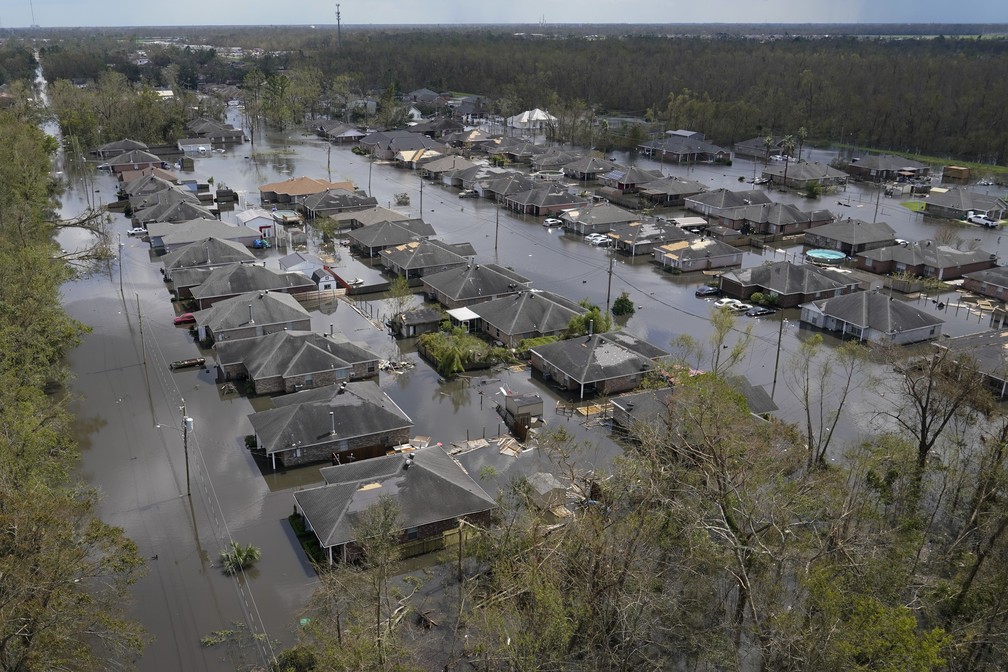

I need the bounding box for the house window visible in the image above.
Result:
[405,527,419,540]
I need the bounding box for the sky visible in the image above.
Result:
[2,0,1007,29]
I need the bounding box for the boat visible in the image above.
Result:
[170,357,206,370]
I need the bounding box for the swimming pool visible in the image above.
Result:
[805,249,847,264]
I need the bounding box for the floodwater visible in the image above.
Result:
[59,108,1008,670]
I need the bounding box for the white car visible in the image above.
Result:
[714,298,742,309]
[127,227,147,236]
[967,213,998,228]
[543,217,562,227]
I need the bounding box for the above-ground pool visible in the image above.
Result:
[805,249,847,265]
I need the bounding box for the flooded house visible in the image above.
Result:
[258,176,355,207]
[855,240,998,281]
[652,235,744,272]
[800,290,945,345]
[558,202,638,236]
[719,261,861,308]
[803,219,896,255]
[160,236,257,282]
[188,264,316,309]
[529,331,669,399]
[391,306,444,339]
[380,239,475,283]
[215,330,379,395]
[468,290,586,348]
[192,290,311,344]
[347,218,436,257]
[145,219,260,254]
[421,263,531,309]
[293,446,495,564]
[247,380,413,468]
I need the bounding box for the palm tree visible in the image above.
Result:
[763,134,774,166]
[797,126,808,162]
[219,542,262,575]
[781,134,796,189]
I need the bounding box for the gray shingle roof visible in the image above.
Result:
[421,263,530,303]
[216,330,378,378]
[926,188,1007,213]
[688,188,773,209]
[858,240,996,268]
[761,160,848,182]
[161,236,257,271]
[964,266,1008,288]
[249,381,412,456]
[147,220,260,247]
[294,447,495,549]
[721,261,857,296]
[193,290,310,331]
[190,265,315,302]
[805,219,895,246]
[807,290,944,335]
[558,202,637,227]
[347,219,436,248]
[853,154,927,171]
[469,290,585,338]
[380,239,471,271]
[530,332,669,386]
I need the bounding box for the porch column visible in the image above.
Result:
[271,453,276,470]
[328,546,333,566]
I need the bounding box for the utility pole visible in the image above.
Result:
[419,176,424,213]
[181,400,192,497]
[136,293,145,365]
[118,233,124,298]
[494,200,500,253]
[771,317,785,400]
[367,151,373,195]
[605,250,614,314]
[873,181,882,223]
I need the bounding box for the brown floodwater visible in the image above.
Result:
[59,110,1008,670]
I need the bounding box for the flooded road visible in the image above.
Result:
[60,110,1008,670]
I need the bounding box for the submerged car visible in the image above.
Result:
[714,297,742,309]
[695,285,721,297]
[746,306,776,317]
[543,217,563,227]
[173,312,196,325]
[967,213,998,228]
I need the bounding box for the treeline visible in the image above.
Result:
[29,29,1008,164]
[0,108,145,669]
[281,31,1008,163]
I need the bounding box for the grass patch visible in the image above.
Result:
[902,200,927,212]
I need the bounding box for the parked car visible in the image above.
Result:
[714,297,742,309]
[585,233,607,243]
[967,213,998,228]
[695,285,721,297]
[590,237,610,247]
[458,189,478,198]
[543,217,563,227]
[127,227,147,236]
[173,312,196,325]
[746,306,776,317]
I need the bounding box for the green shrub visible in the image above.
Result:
[219,542,261,575]
[612,291,635,316]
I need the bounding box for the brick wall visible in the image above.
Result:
[278,427,411,468]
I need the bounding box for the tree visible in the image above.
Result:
[565,300,612,337]
[611,290,635,316]
[876,346,993,474]
[785,335,865,469]
[781,134,796,188]
[797,125,808,162]
[218,542,262,575]
[672,305,753,377]
[385,276,414,321]
[0,109,146,672]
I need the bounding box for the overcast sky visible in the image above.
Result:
[2,0,1007,29]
